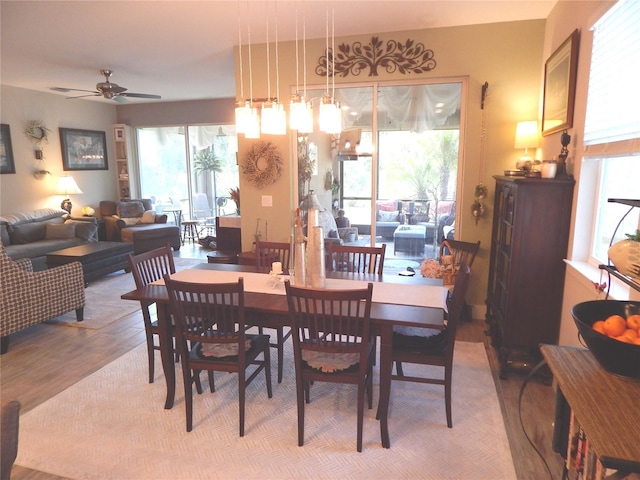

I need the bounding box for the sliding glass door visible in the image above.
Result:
[136,125,238,223]
[303,79,463,262]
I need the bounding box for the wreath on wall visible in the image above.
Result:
[241,141,283,189]
[25,120,50,146]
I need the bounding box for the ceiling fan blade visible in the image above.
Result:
[120,92,162,99]
[65,93,101,99]
[51,87,99,94]
[113,95,129,104]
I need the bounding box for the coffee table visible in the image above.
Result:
[46,242,133,283]
[393,225,427,256]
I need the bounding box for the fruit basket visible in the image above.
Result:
[571,300,640,379]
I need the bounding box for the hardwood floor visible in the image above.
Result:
[1,243,565,480]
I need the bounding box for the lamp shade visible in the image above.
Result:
[56,176,83,195]
[514,121,539,149]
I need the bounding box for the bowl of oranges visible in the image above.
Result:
[571,300,640,379]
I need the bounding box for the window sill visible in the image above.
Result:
[565,260,638,300]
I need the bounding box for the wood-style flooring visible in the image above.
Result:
[1,243,565,480]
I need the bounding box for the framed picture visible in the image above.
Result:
[114,126,125,141]
[60,128,108,171]
[0,124,16,174]
[542,29,580,136]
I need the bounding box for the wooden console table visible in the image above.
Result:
[540,345,640,476]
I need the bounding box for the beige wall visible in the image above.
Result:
[236,19,546,311]
[0,85,117,216]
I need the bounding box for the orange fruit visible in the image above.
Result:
[633,337,640,346]
[603,315,627,337]
[592,320,606,335]
[626,314,640,331]
[622,329,638,341]
[614,335,633,344]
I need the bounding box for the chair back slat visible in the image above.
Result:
[328,243,386,274]
[255,241,292,271]
[127,243,176,289]
[443,262,471,353]
[285,282,373,359]
[164,276,246,361]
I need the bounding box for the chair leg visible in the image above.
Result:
[395,360,404,376]
[238,370,246,437]
[0,335,9,354]
[357,381,365,452]
[75,307,84,321]
[141,306,155,383]
[445,368,453,428]
[296,377,306,446]
[276,327,284,384]
[183,365,194,432]
[264,346,273,399]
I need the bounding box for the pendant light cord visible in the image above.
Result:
[237,1,244,100]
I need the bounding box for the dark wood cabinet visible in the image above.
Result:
[485,176,575,378]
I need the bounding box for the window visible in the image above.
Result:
[582,0,640,266]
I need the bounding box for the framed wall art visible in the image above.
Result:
[60,128,108,171]
[0,124,16,174]
[542,29,580,136]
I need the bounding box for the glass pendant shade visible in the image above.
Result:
[235,101,252,134]
[261,102,287,135]
[245,107,261,139]
[319,96,342,134]
[290,95,313,133]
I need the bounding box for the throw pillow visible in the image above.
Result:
[65,220,98,241]
[139,210,156,224]
[45,222,76,240]
[117,201,145,219]
[8,223,46,244]
[378,210,399,222]
[120,217,140,226]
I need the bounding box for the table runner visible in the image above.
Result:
[155,269,447,310]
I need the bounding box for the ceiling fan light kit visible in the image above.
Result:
[51,69,161,103]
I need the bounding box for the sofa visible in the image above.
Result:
[99,199,181,254]
[1,244,85,354]
[0,208,99,271]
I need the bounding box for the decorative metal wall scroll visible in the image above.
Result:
[316,36,436,78]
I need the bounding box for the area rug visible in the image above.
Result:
[15,341,516,479]
[45,257,202,330]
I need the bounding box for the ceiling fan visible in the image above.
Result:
[51,69,161,103]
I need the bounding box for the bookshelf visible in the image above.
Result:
[113,124,138,200]
[540,345,640,478]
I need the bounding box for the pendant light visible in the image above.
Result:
[289,5,313,133]
[235,2,251,134]
[319,8,341,134]
[244,11,260,139]
[261,2,286,136]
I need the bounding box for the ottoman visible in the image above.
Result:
[393,225,426,256]
[120,224,181,254]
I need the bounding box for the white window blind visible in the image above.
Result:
[583,0,640,147]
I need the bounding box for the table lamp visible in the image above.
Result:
[514,121,539,169]
[56,175,83,215]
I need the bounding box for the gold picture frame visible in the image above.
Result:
[542,29,580,136]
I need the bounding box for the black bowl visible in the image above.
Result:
[571,300,640,380]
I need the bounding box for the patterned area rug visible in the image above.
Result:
[15,341,516,479]
[45,257,202,330]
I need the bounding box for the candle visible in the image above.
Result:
[272,261,283,274]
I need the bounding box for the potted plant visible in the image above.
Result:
[229,187,240,215]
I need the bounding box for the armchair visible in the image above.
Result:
[0,243,85,354]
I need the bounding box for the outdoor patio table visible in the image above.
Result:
[121,263,445,448]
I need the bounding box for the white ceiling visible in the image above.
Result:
[1,0,555,104]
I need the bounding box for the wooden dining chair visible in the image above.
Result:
[327,243,386,274]
[285,281,375,452]
[127,243,175,383]
[164,276,273,435]
[255,241,291,272]
[253,241,293,384]
[440,239,479,321]
[379,262,470,428]
[439,239,480,268]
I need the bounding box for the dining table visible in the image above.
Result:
[121,262,445,448]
